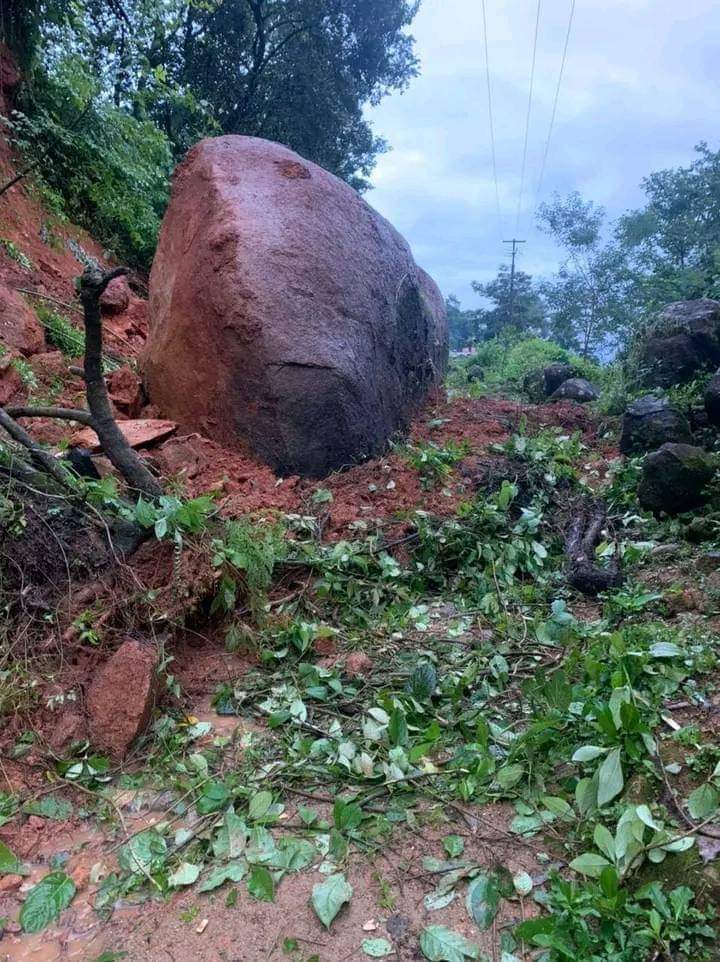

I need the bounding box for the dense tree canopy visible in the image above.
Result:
[27,0,421,188]
[2,0,421,265]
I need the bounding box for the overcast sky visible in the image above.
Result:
[365,0,720,308]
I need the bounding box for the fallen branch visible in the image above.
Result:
[0,407,76,490]
[6,405,93,425]
[565,499,623,596]
[79,266,161,499]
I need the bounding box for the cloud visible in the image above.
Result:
[364,0,720,306]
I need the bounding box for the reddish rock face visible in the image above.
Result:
[143,136,448,478]
[86,638,159,760]
[0,355,22,405]
[0,282,45,356]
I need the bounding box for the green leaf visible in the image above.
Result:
[388,708,408,747]
[213,808,248,860]
[20,871,76,933]
[496,764,524,790]
[362,937,393,957]
[167,862,200,887]
[568,852,612,878]
[247,865,274,902]
[248,790,273,821]
[572,745,607,763]
[466,872,501,930]
[688,784,719,820]
[198,860,247,892]
[333,799,363,832]
[118,829,167,876]
[597,748,624,806]
[22,796,73,821]
[0,840,23,875]
[311,873,352,928]
[443,835,465,858]
[197,780,231,815]
[512,871,533,896]
[593,824,616,862]
[406,662,437,701]
[649,642,682,658]
[420,925,479,961]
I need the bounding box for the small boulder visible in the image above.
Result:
[86,638,159,759]
[100,275,131,316]
[107,366,144,418]
[705,370,720,425]
[636,299,720,388]
[523,362,578,403]
[550,377,599,403]
[638,442,716,515]
[619,396,693,455]
[0,282,45,356]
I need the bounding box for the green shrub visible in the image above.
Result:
[35,305,84,356]
[13,56,171,269]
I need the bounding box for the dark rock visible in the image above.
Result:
[638,442,716,515]
[143,135,448,478]
[64,447,101,480]
[705,370,720,425]
[86,638,159,759]
[550,377,599,403]
[619,395,693,455]
[636,299,720,388]
[544,362,578,395]
[523,362,577,402]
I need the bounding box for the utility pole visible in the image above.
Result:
[503,238,526,328]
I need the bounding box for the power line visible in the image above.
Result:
[515,0,543,236]
[481,0,503,239]
[535,0,576,208]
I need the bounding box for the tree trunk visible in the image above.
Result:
[565,499,623,596]
[79,267,162,499]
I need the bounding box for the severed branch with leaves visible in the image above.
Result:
[0,266,162,500]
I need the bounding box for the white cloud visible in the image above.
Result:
[365,0,720,305]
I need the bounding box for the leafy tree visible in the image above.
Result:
[73,0,421,187]
[538,192,633,358]
[445,295,483,351]
[472,265,546,341]
[617,142,720,311]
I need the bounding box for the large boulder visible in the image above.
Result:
[705,370,720,425]
[635,299,720,388]
[143,136,448,477]
[549,377,599,403]
[638,442,716,515]
[620,396,693,455]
